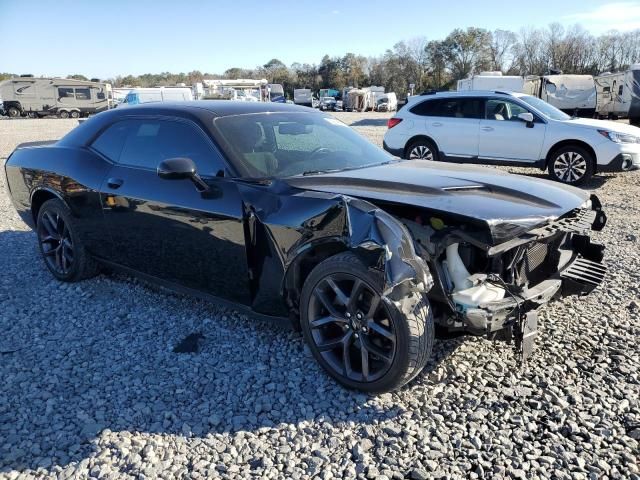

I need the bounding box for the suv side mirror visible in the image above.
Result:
[157,157,209,192]
[518,112,534,125]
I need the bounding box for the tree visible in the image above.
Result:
[67,74,88,81]
[489,30,517,72]
[441,27,492,79]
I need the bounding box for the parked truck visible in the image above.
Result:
[595,65,640,125]
[0,77,110,118]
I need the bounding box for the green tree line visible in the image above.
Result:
[3,24,639,98]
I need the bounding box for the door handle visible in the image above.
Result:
[481,126,494,132]
[107,178,124,189]
[431,122,443,127]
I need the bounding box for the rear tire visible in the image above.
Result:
[300,252,434,393]
[70,110,80,119]
[547,145,594,186]
[405,138,439,161]
[36,199,99,282]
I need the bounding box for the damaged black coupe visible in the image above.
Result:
[4,102,607,392]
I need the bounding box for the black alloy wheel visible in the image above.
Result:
[36,198,99,282]
[307,272,397,383]
[300,252,434,392]
[38,210,74,276]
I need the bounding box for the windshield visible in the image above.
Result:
[213,112,393,178]
[518,95,571,120]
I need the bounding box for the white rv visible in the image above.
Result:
[202,79,267,102]
[121,87,193,105]
[0,77,110,118]
[375,92,398,112]
[293,89,314,107]
[457,72,525,92]
[524,74,596,117]
[595,65,640,125]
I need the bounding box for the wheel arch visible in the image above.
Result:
[403,134,440,158]
[282,238,350,327]
[545,140,597,171]
[30,188,65,225]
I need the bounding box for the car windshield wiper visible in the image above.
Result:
[301,168,343,176]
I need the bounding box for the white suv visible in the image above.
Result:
[383,90,640,185]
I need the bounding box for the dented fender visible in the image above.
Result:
[238,181,433,317]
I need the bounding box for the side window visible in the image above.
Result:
[91,122,131,162]
[603,86,611,93]
[409,99,440,116]
[112,119,222,175]
[486,99,529,121]
[75,88,91,100]
[58,87,74,99]
[429,98,483,119]
[618,85,624,95]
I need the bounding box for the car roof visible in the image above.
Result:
[408,90,527,102]
[115,100,308,117]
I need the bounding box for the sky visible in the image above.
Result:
[1,0,640,79]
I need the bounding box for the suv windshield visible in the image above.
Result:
[213,112,392,178]
[518,95,571,121]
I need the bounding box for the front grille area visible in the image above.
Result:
[516,240,560,286]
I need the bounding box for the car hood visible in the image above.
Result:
[285,161,590,243]
[562,117,640,135]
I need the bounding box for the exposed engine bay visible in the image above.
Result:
[386,194,607,361]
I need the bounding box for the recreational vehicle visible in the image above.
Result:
[121,87,193,105]
[375,92,398,112]
[293,89,314,107]
[524,74,596,117]
[0,77,110,118]
[457,72,525,92]
[202,79,267,102]
[595,65,640,125]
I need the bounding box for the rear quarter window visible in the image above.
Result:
[410,99,440,116]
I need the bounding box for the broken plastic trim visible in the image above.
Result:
[344,197,434,298]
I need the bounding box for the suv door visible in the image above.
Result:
[90,116,251,305]
[479,97,547,163]
[414,97,483,158]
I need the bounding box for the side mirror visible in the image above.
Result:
[157,157,197,180]
[157,157,209,192]
[518,112,534,124]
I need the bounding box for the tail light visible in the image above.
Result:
[387,117,403,129]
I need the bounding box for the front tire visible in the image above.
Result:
[547,145,594,185]
[405,138,439,161]
[300,252,434,393]
[36,199,99,282]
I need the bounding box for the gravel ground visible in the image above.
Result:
[1,116,639,480]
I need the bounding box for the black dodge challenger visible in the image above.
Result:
[4,102,607,392]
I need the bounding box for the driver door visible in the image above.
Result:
[478,98,547,163]
[91,117,251,305]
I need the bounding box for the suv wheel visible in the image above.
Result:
[406,139,439,161]
[300,252,434,393]
[548,145,594,185]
